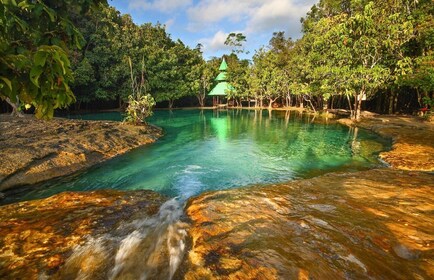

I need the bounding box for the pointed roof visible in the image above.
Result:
[219,58,228,71]
[208,82,235,96]
[209,57,234,97]
[215,72,227,81]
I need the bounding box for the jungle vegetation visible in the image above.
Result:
[0,0,433,120]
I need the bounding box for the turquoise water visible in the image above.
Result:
[8,109,389,202]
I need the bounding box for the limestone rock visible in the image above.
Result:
[0,190,167,279]
[0,115,162,191]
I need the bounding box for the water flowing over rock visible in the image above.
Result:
[181,169,434,279]
[0,190,175,279]
[0,115,162,191]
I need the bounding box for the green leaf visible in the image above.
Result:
[0,76,12,91]
[42,5,56,22]
[30,66,44,87]
[34,50,48,67]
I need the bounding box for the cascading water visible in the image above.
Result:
[58,198,188,280]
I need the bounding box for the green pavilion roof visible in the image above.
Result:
[219,59,228,71]
[215,72,227,81]
[208,82,234,96]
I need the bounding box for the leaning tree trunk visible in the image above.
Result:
[168,99,174,109]
[347,95,353,118]
[6,97,23,117]
[268,98,274,109]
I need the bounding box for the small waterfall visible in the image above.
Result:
[59,198,188,280]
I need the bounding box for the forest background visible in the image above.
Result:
[0,0,433,120]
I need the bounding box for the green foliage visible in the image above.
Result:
[70,7,203,109]
[243,0,422,119]
[422,96,434,109]
[0,0,106,119]
[225,54,249,105]
[124,56,155,124]
[225,33,248,54]
[125,94,155,125]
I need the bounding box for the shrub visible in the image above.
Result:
[125,94,155,125]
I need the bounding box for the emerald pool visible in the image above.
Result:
[9,109,389,202]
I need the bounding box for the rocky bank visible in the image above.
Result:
[338,115,434,171]
[181,169,434,279]
[0,115,162,191]
[0,190,167,279]
[0,113,433,279]
[179,115,434,279]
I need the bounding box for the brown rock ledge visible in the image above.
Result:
[179,114,434,279]
[182,169,434,280]
[0,190,167,279]
[0,115,162,191]
[338,115,434,171]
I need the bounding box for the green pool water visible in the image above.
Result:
[10,109,389,201]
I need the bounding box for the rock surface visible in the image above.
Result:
[181,169,434,279]
[0,190,167,279]
[338,115,434,171]
[0,115,162,191]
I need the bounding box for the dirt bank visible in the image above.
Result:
[0,115,162,191]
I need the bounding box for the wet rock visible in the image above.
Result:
[339,115,434,171]
[0,115,162,191]
[0,190,167,279]
[393,244,421,260]
[182,169,434,279]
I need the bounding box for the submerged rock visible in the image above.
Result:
[0,190,167,279]
[181,169,434,279]
[0,115,162,191]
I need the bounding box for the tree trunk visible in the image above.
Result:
[347,95,353,117]
[388,91,395,114]
[323,97,328,111]
[118,97,123,110]
[352,92,363,121]
[6,98,23,117]
[197,94,205,107]
[393,92,399,114]
[168,99,174,109]
[286,93,291,107]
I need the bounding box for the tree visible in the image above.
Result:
[225,54,250,107]
[0,0,106,119]
[124,57,155,125]
[225,33,247,54]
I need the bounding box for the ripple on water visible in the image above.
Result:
[4,110,389,203]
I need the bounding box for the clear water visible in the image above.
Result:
[8,109,389,202]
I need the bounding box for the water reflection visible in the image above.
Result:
[4,109,389,203]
